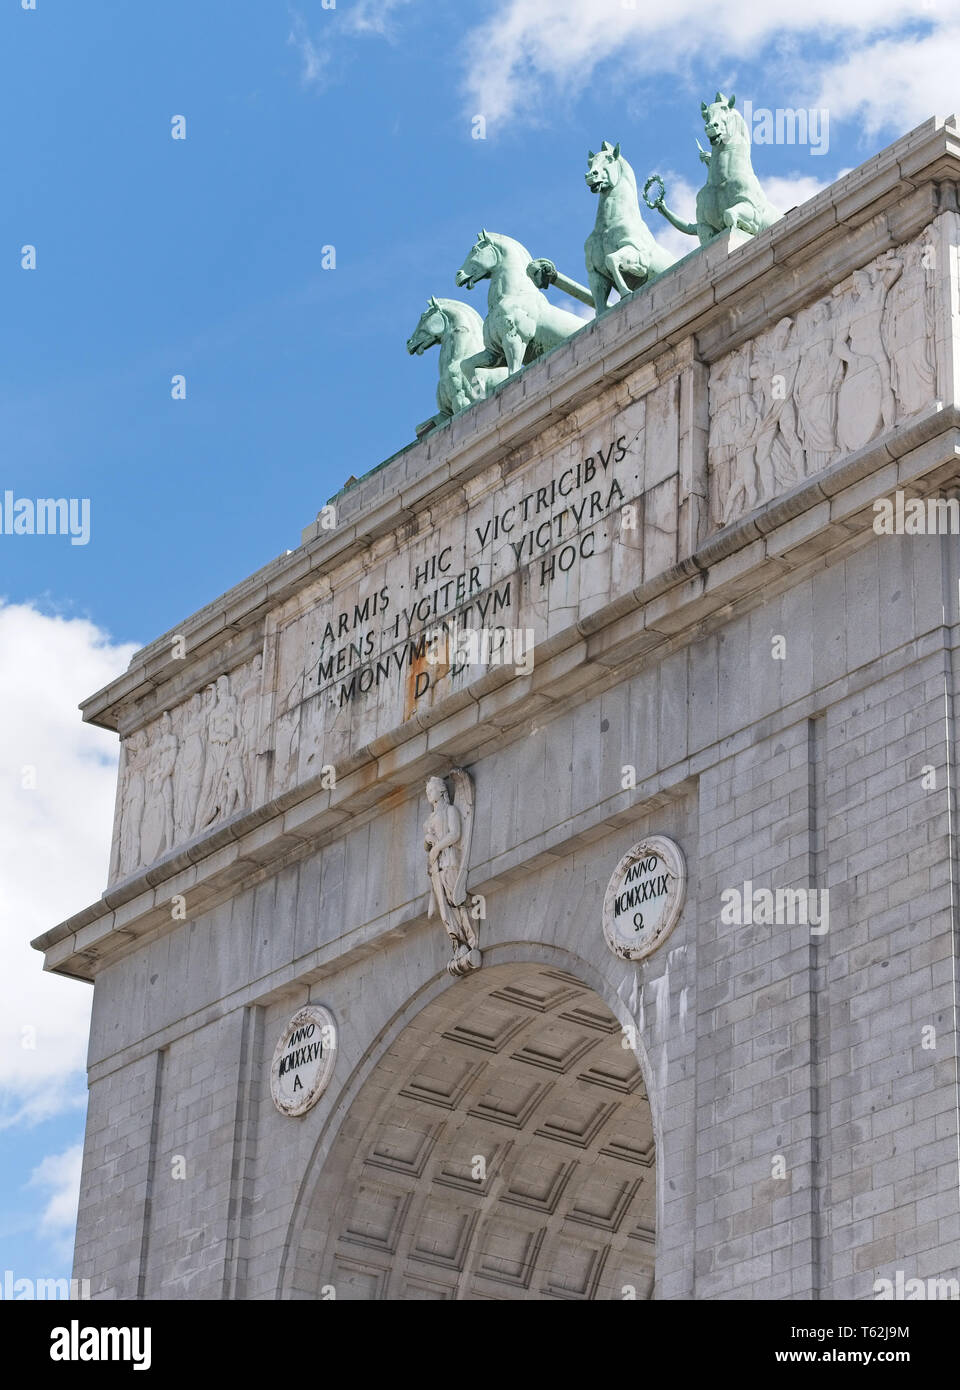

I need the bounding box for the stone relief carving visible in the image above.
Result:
[139,711,177,864]
[884,230,938,421]
[195,674,240,831]
[117,729,146,874]
[175,691,206,840]
[749,315,804,504]
[237,653,263,796]
[424,770,481,978]
[112,652,264,880]
[709,229,938,526]
[794,298,842,476]
[833,252,902,454]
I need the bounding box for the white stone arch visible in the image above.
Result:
[279,941,665,1301]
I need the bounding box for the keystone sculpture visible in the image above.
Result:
[424,770,481,977]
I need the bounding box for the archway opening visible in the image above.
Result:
[290,964,656,1300]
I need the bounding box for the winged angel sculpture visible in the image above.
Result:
[424,770,482,977]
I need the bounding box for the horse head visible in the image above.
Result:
[406,297,448,355]
[700,92,745,149]
[585,141,624,194]
[455,230,499,290]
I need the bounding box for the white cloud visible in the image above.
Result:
[288,12,329,87]
[765,173,832,215]
[348,0,414,38]
[28,1143,83,1261]
[0,603,136,1130]
[288,0,414,86]
[813,23,960,135]
[459,1,950,130]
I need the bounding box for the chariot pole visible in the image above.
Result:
[526,257,595,309]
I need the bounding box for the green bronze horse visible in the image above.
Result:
[644,93,781,247]
[584,141,675,311]
[406,297,506,438]
[455,230,584,380]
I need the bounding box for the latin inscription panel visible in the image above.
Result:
[268,371,683,795]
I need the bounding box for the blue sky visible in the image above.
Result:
[1,0,956,1292]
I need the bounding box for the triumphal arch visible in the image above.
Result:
[35,112,960,1300]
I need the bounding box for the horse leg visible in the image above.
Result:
[605,250,636,299]
[462,359,489,403]
[460,347,504,383]
[723,202,760,235]
[587,267,612,314]
[501,331,528,375]
[441,366,474,413]
[617,245,651,292]
[452,378,475,412]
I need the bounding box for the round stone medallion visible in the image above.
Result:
[602,835,686,962]
[270,1005,338,1116]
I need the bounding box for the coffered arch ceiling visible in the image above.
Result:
[289,964,657,1300]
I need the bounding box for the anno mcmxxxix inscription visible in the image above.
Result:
[603,836,686,962]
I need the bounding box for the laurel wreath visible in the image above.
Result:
[642,175,665,211]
